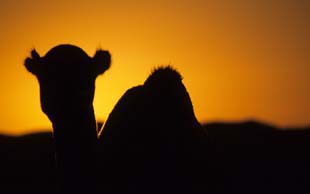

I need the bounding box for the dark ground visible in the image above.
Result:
[0,121,309,193]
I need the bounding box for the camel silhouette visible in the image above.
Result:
[25,44,111,192]
[98,66,208,193]
[25,45,208,193]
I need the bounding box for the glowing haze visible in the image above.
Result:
[0,0,309,135]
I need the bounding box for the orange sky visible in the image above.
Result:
[0,0,309,135]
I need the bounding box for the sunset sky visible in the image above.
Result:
[0,0,309,135]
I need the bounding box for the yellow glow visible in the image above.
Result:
[0,0,309,135]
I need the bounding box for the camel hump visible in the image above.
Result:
[144,66,183,88]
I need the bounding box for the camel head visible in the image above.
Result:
[24,44,111,122]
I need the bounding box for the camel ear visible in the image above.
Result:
[92,50,111,76]
[24,49,43,76]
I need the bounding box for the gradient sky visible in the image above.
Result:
[0,0,309,135]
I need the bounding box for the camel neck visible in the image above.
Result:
[52,105,98,150]
[51,105,99,192]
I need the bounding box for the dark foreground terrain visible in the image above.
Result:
[1,121,309,193]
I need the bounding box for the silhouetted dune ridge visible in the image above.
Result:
[0,121,309,193]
